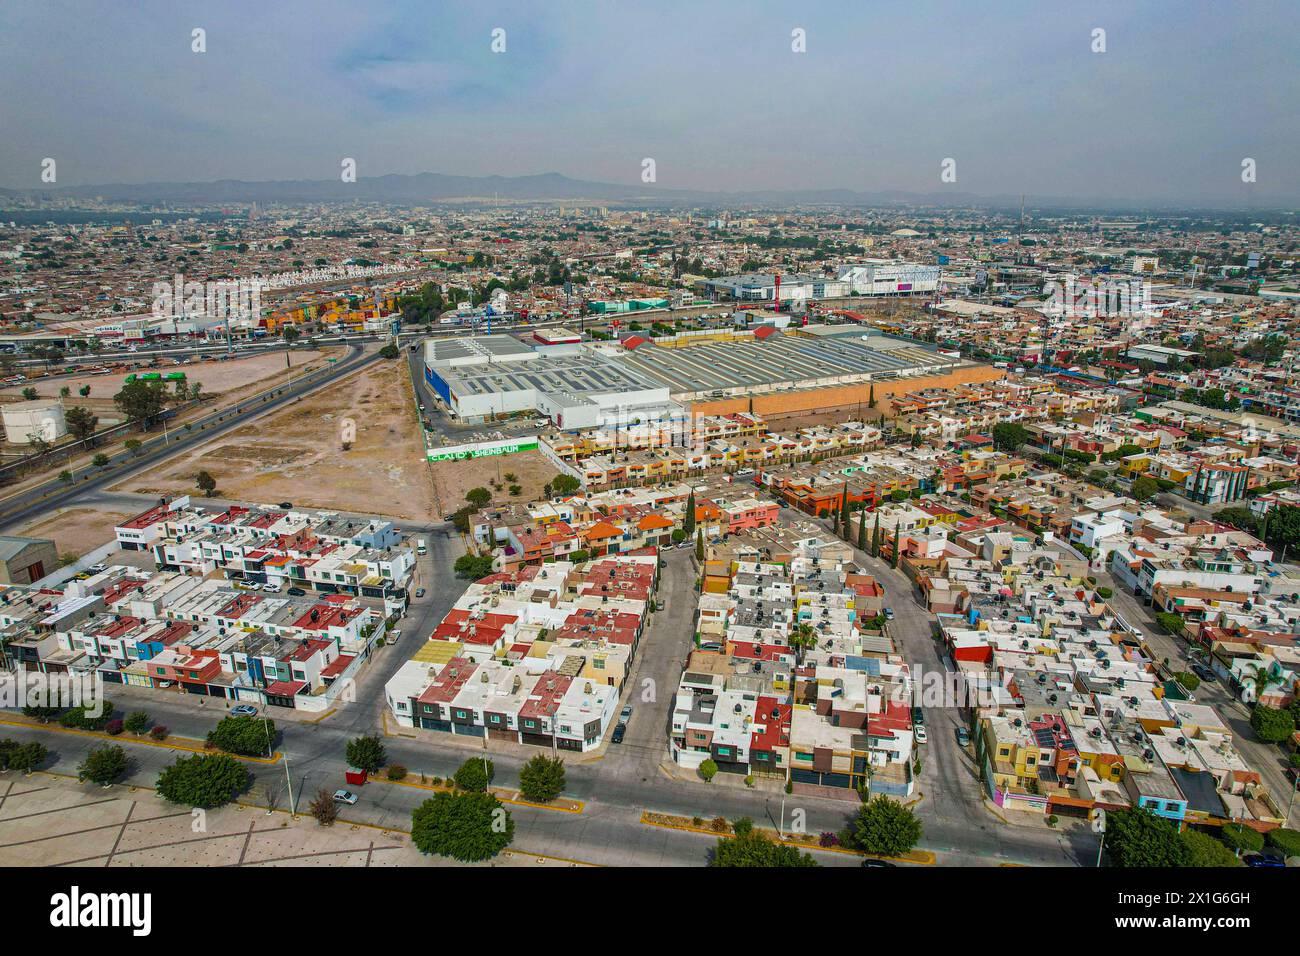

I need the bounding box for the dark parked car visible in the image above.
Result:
[287,587,306,596]
[1244,853,1286,868]
[862,859,897,867]
[611,724,626,744]
[278,502,293,509]
[956,727,971,747]
[1190,662,1218,683]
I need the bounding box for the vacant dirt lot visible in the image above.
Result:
[2,347,344,401]
[430,449,561,515]
[15,505,135,557]
[116,359,437,521]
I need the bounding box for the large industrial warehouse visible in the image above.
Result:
[423,325,985,427]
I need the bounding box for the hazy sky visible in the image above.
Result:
[3,0,1297,202]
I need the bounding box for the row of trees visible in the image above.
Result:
[710,795,923,866]
[1104,807,1298,866]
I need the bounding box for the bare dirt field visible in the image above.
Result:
[15,505,135,557]
[429,449,561,515]
[115,358,437,521]
[1,347,343,401]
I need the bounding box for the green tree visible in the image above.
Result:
[697,758,718,782]
[551,474,580,496]
[1155,612,1186,637]
[411,791,513,862]
[683,489,697,535]
[853,796,922,858]
[871,512,881,558]
[1250,704,1294,743]
[91,452,110,469]
[65,405,99,442]
[78,744,128,786]
[156,753,249,808]
[1181,829,1242,866]
[78,384,91,398]
[453,553,495,579]
[890,524,900,568]
[123,710,151,735]
[465,486,492,509]
[21,387,37,401]
[857,511,868,551]
[345,734,387,773]
[453,757,493,792]
[58,469,73,484]
[1219,822,1265,854]
[3,740,48,774]
[114,379,168,430]
[207,714,274,757]
[991,422,1030,453]
[378,343,400,359]
[124,438,142,457]
[695,527,705,562]
[195,470,218,496]
[1105,808,1191,866]
[711,829,819,867]
[1131,475,1159,502]
[518,754,566,803]
[789,622,819,663]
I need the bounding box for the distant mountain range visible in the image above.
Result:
[0,171,1289,212]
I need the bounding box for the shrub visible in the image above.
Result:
[1095,586,1113,599]
[453,757,493,793]
[59,702,115,731]
[149,725,168,741]
[309,788,339,825]
[386,764,408,781]
[818,831,839,847]
[711,830,818,867]
[731,817,754,836]
[1182,829,1243,867]
[104,719,124,736]
[1265,827,1300,859]
[697,758,718,782]
[1219,822,1265,854]
[710,816,729,832]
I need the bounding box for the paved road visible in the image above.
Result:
[0,538,1093,865]
[0,343,378,530]
[1101,569,1298,821]
[817,517,1094,864]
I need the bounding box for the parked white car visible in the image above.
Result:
[261,582,281,593]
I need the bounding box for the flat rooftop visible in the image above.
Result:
[617,331,958,397]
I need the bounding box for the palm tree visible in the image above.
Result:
[790,622,818,663]
[1240,663,1275,705]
